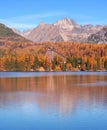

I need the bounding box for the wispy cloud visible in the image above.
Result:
[7,23,36,29]
[69,13,107,25]
[6,11,66,21]
[72,14,93,20]
[0,11,66,30]
[79,18,107,25]
[0,18,35,30]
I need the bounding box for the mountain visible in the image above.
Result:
[54,18,79,30]
[22,29,32,38]
[54,18,82,41]
[12,28,22,35]
[54,18,103,42]
[24,22,63,42]
[87,26,107,43]
[0,23,29,42]
[12,18,105,43]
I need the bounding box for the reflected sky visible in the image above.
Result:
[0,72,107,130]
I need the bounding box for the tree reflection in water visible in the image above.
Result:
[0,73,107,115]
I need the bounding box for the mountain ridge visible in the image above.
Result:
[11,18,107,43]
[22,18,104,42]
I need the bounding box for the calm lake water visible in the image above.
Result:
[0,72,107,130]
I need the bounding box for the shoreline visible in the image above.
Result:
[0,70,107,72]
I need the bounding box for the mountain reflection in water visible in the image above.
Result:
[0,73,107,115]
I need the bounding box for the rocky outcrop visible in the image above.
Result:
[25,23,63,42]
[87,26,107,43]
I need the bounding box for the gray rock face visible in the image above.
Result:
[24,23,63,42]
[87,26,107,43]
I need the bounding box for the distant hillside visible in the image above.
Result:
[0,23,29,42]
[0,23,34,56]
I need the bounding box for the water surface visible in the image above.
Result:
[0,72,107,130]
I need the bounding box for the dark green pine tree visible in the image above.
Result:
[86,59,90,70]
[96,57,100,70]
[34,56,41,71]
[104,59,107,70]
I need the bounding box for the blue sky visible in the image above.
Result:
[0,0,107,31]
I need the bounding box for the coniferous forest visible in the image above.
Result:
[0,42,107,71]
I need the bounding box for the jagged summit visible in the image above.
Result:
[54,17,78,30]
[38,22,46,26]
[55,18,77,25]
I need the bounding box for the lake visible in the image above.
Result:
[0,72,107,130]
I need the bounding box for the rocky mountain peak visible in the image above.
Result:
[54,18,78,30]
[55,18,76,25]
[38,22,46,26]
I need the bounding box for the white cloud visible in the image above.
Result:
[8,23,36,29]
[6,11,66,21]
[0,11,66,30]
[0,19,35,30]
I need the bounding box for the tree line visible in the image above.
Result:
[0,42,107,71]
[0,54,107,71]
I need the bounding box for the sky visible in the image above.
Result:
[0,0,107,31]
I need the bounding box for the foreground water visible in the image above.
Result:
[0,72,107,130]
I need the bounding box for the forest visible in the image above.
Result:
[0,42,107,71]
